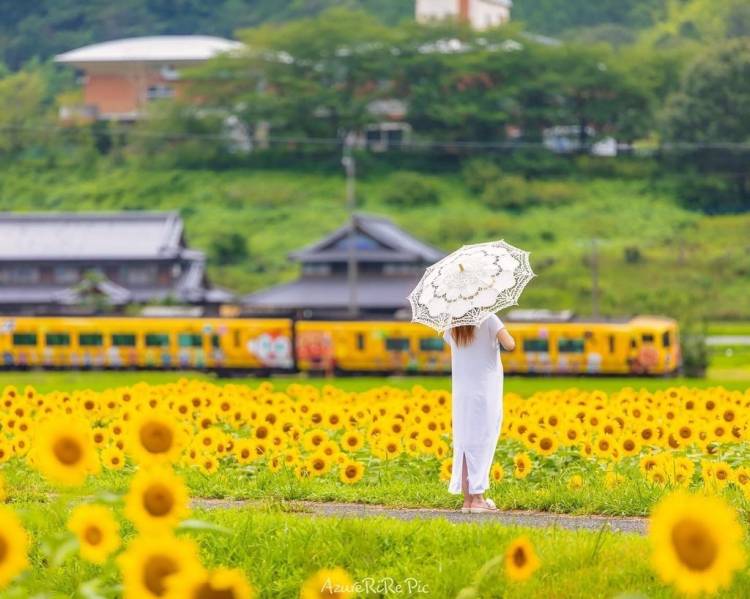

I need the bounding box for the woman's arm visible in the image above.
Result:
[497,328,515,352]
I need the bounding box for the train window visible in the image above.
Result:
[178,333,203,348]
[662,331,671,347]
[112,334,136,347]
[79,333,103,347]
[385,338,410,351]
[12,333,37,346]
[558,339,585,353]
[419,338,445,351]
[609,335,615,353]
[642,334,654,344]
[523,339,549,353]
[45,333,70,347]
[212,335,221,349]
[356,333,366,351]
[146,334,170,348]
[630,338,637,349]
[233,330,241,348]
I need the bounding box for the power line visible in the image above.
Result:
[0,123,749,153]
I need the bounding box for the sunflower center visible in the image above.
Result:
[0,536,7,562]
[84,526,103,546]
[345,466,357,478]
[512,547,527,568]
[671,518,718,571]
[143,555,178,596]
[195,583,235,599]
[540,438,552,451]
[143,484,175,517]
[140,422,174,454]
[53,437,83,465]
[624,440,635,451]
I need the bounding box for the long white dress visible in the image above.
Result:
[444,314,504,495]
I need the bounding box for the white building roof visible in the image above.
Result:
[54,35,243,65]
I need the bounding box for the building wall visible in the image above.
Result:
[80,65,186,120]
[416,0,510,29]
[470,0,510,29]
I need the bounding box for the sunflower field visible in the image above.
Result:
[1,379,750,597]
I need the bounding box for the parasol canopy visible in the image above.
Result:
[408,239,535,333]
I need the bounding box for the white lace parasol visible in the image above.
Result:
[408,240,535,333]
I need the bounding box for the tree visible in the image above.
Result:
[661,39,750,211]
[0,69,47,153]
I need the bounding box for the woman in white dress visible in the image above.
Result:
[444,313,516,513]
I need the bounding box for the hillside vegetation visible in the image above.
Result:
[0,160,747,322]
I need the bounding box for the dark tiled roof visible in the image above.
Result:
[290,214,444,264]
[243,275,420,310]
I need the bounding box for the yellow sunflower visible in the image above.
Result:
[124,466,190,532]
[168,566,255,599]
[118,534,203,599]
[0,506,29,589]
[127,410,184,466]
[341,430,365,453]
[300,567,355,599]
[649,491,746,595]
[490,463,504,484]
[32,417,100,486]
[505,536,540,582]
[339,460,365,485]
[67,503,121,564]
[513,453,532,480]
[306,452,332,477]
[101,446,126,471]
[567,474,584,490]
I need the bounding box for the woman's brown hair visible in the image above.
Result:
[451,325,476,347]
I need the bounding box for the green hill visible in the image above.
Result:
[0,161,746,322]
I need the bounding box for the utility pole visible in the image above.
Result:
[590,238,600,318]
[342,133,358,317]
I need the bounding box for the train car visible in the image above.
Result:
[0,313,680,376]
[298,315,680,376]
[0,317,294,373]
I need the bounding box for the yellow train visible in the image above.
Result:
[0,314,680,376]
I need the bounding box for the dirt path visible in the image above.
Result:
[191,498,648,535]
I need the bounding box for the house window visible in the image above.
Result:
[121,265,157,286]
[383,264,420,276]
[0,267,40,285]
[147,84,175,100]
[53,266,79,285]
[302,264,331,276]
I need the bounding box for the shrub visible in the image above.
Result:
[209,232,249,266]
[461,158,503,195]
[681,333,709,377]
[383,172,440,207]
[624,246,643,263]
[481,175,528,211]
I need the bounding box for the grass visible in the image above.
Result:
[3,497,748,599]
[2,162,750,319]
[1,371,749,394]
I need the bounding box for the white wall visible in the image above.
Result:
[416,0,459,24]
[470,0,511,30]
[416,0,511,29]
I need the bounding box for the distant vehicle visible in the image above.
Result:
[0,314,680,376]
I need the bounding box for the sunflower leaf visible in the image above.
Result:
[177,518,232,534]
[51,536,79,568]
